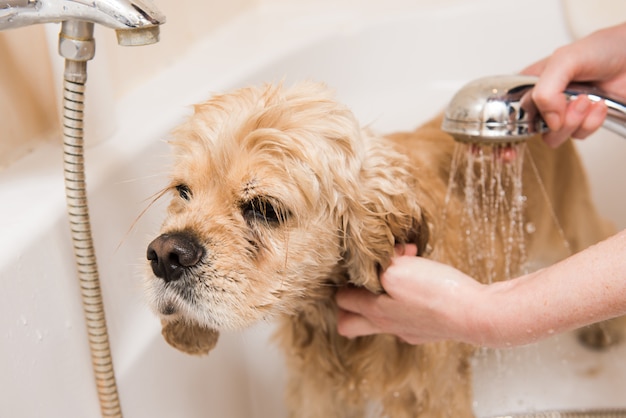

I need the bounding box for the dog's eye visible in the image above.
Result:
[241,198,286,226]
[175,184,192,201]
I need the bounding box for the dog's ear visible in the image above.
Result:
[339,139,429,293]
[161,319,220,356]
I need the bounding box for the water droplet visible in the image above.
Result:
[448,143,530,283]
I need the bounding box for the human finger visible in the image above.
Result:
[335,286,378,315]
[571,100,608,139]
[394,243,418,257]
[380,255,451,303]
[542,95,592,148]
[530,49,582,131]
[336,308,382,338]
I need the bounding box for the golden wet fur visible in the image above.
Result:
[145,82,615,417]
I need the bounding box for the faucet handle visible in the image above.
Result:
[1,0,166,46]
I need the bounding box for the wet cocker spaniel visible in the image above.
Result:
[145,82,614,417]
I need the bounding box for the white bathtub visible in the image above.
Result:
[2,0,626,417]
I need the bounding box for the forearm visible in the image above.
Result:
[473,229,626,348]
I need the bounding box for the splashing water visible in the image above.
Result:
[445,143,528,283]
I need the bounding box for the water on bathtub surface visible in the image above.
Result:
[472,331,626,416]
[440,143,626,416]
[444,143,528,283]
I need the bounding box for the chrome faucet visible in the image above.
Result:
[0,0,165,45]
[0,2,165,418]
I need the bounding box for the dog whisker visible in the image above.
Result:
[113,173,166,185]
[115,187,170,253]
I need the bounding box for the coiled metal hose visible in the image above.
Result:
[60,21,123,418]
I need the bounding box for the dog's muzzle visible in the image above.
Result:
[147,231,205,282]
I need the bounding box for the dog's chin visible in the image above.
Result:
[154,298,184,320]
[148,284,269,331]
[145,281,200,324]
[153,297,220,330]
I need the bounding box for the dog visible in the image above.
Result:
[145,82,616,417]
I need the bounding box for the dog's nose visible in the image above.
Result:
[147,232,204,282]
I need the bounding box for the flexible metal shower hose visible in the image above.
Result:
[62,63,123,417]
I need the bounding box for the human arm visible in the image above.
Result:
[336,229,626,348]
[521,21,626,147]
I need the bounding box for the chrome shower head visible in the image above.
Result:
[442,74,626,145]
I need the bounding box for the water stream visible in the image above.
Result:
[444,143,529,284]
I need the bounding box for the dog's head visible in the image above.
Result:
[145,83,428,350]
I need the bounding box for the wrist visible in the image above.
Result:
[468,270,555,348]
[459,277,533,348]
[446,280,501,347]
